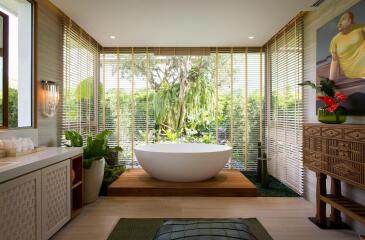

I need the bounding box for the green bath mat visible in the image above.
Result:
[108,218,273,240]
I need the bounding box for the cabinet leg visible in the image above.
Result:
[330,178,342,226]
[315,172,327,227]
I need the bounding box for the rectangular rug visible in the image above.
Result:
[108,218,273,240]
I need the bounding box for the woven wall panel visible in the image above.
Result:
[304,124,365,188]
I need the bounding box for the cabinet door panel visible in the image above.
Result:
[41,160,71,240]
[0,171,42,240]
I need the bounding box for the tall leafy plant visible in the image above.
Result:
[65,130,113,169]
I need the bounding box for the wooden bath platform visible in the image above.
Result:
[108,169,256,197]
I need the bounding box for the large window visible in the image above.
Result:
[61,17,99,143]
[266,16,304,194]
[100,48,265,170]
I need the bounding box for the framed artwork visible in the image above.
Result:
[316,0,365,115]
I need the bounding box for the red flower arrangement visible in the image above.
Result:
[299,78,348,112]
[299,77,348,124]
[317,92,348,113]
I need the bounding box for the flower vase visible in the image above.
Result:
[318,106,347,124]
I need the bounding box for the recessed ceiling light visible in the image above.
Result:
[248,36,255,39]
[110,35,116,39]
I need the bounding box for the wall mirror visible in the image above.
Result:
[0,0,34,128]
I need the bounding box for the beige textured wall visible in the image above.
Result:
[36,0,63,146]
[303,0,365,234]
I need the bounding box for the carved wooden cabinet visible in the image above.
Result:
[304,123,365,228]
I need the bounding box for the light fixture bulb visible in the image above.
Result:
[110,35,116,39]
[41,80,59,118]
[248,36,255,39]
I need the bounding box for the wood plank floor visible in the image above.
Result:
[52,197,359,240]
[108,169,256,197]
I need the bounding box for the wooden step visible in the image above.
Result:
[108,169,257,197]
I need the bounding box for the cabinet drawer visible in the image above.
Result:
[42,160,71,240]
[344,129,365,143]
[304,126,321,136]
[328,158,364,185]
[0,171,42,240]
[321,127,343,139]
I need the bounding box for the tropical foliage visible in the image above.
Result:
[65,129,122,169]
[63,52,300,169]
[98,54,266,168]
[0,88,19,127]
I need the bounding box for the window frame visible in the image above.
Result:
[0,9,9,128]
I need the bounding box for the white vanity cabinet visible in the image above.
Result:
[0,170,42,240]
[0,160,71,240]
[0,147,83,240]
[41,160,71,240]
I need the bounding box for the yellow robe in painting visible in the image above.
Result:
[330,24,365,79]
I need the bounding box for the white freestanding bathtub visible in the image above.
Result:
[134,143,232,182]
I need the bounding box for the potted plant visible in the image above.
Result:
[299,77,348,124]
[105,146,123,166]
[65,129,112,204]
[99,164,125,196]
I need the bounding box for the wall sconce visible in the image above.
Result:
[41,80,59,118]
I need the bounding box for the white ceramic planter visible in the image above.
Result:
[84,158,105,204]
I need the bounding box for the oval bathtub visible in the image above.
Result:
[134,143,232,182]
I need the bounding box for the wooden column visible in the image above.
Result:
[330,177,342,226]
[315,172,327,226]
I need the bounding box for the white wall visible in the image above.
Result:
[303,0,365,234]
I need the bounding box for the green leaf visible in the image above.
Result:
[319,77,336,97]
[64,130,83,147]
[83,158,94,169]
[298,77,337,97]
[111,146,123,152]
[298,81,316,89]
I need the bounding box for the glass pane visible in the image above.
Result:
[99,51,265,170]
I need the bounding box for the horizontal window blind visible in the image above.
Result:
[265,15,304,194]
[100,48,265,170]
[61,17,100,144]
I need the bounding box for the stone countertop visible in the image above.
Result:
[0,147,83,183]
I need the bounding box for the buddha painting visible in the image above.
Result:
[329,12,365,81]
[316,1,365,115]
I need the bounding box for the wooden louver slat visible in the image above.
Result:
[61,16,100,145]
[265,15,304,194]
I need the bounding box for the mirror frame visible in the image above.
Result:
[30,0,35,129]
[0,0,35,129]
[0,10,8,128]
